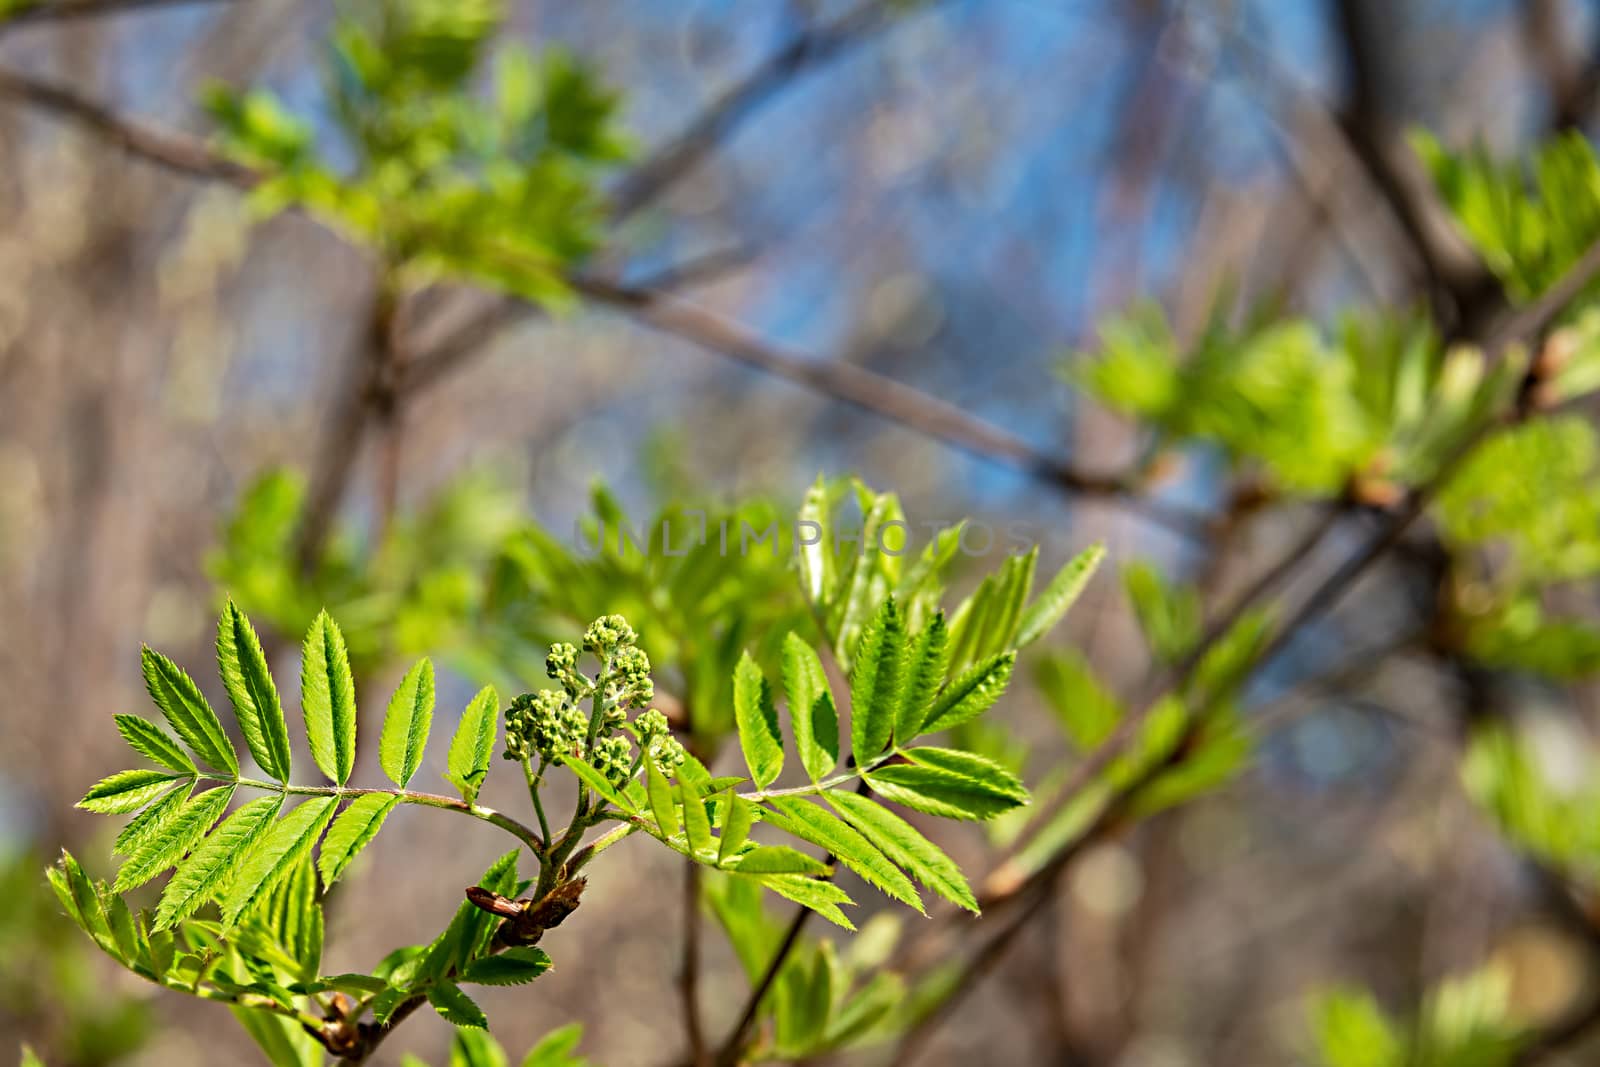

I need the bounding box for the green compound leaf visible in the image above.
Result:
[561,753,634,814]
[827,791,977,913]
[919,651,1015,735]
[896,613,949,745]
[783,633,838,782]
[461,946,552,986]
[718,792,756,864]
[114,785,235,892]
[415,849,521,985]
[750,872,857,930]
[428,980,488,1028]
[78,769,188,814]
[1017,542,1104,648]
[865,761,1025,821]
[113,784,192,857]
[681,779,713,857]
[850,598,906,763]
[726,845,830,876]
[797,475,834,605]
[902,747,1028,799]
[646,756,679,838]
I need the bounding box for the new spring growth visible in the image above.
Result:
[504,690,587,763]
[503,613,681,783]
[633,707,687,774]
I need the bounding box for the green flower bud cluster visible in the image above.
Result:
[607,644,655,710]
[583,614,636,654]
[591,735,634,789]
[648,734,687,774]
[634,708,670,739]
[504,690,587,763]
[506,614,686,788]
[634,707,687,774]
[545,642,588,697]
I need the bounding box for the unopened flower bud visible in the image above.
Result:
[648,733,687,775]
[591,735,634,789]
[634,708,670,743]
[583,614,636,654]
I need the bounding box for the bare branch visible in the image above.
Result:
[713,904,812,1067]
[570,276,1211,539]
[1328,0,1504,334]
[904,234,1600,1050]
[0,0,234,34]
[0,64,1213,541]
[609,0,916,221]
[680,860,711,1067]
[990,501,1344,873]
[1520,0,1600,133]
[292,276,403,573]
[0,67,258,185]
[399,245,757,396]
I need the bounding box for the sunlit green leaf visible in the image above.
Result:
[301,609,357,786]
[381,658,435,789]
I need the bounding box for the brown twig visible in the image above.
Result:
[608,0,918,221]
[0,0,234,33]
[399,245,758,397]
[0,68,258,185]
[312,879,585,1063]
[1328,0,1504,336]
[710,784,865,1067]
[569,275,1210,539]
[715,903,813,1067]
[896,236,1600,1059]
[681,860,711,1067]
[1513,997,1600,1066]
[1519,0,1600,133]
[0,67,1213,540]
[990,501,1343,874]
[292,275,404,574]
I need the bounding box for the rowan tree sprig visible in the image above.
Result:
[54,470,1115,1066]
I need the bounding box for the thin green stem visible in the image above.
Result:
[201,775,545,853]
[521,755,553,849]
[584,821,640,860]
[732,750,898,804]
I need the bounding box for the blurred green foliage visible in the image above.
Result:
[705,874,908,1059]
[1416,129,1600,304]
[400,1023,591,1067]
[28,0,1600,1058]
[1461,723,1600,884]
[207,0,629,308]
[208,467,523,679]
[1074,305,1526,497]
[1309,968,1524,1067]
[0,850,152,1066]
